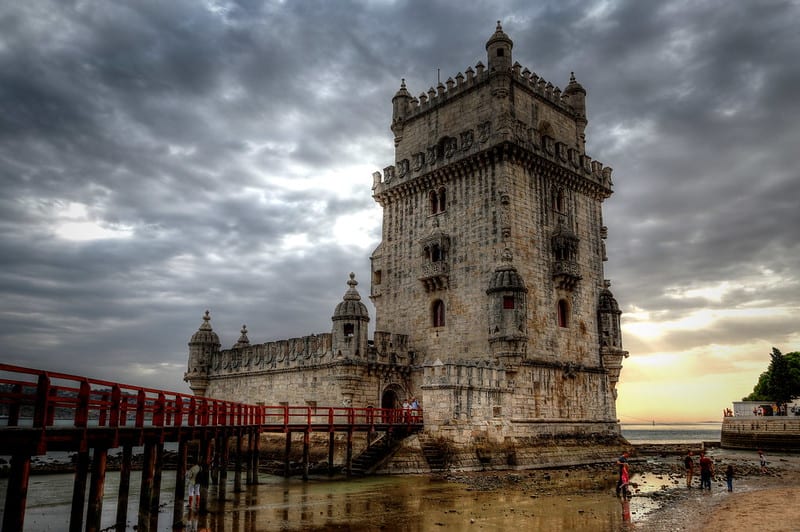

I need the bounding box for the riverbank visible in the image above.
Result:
[442,445,800,530]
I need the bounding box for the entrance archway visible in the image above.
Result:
[381,387,402,423]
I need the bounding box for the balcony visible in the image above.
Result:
[552,259,581,290]
[419,261,449,291]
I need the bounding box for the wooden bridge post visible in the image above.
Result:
[137,441,156,531]
[346,430,353,478]
[302,430,310,481]
[172,438,188,527]
[284,431,292,477]
[234,429,243,493]
[250,428,260,485]
[148,442,165,532]
[1,453,31,532]
[69,450,90,532]
[86,446,108,532]
[217,431,229,501]
[199,435,212,514]
[328,432,335,476]
[115,445,132,532]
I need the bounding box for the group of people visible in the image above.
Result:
[401,397,420,420]
[683,450,726,490]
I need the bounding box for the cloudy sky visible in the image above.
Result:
[1,0,798,423]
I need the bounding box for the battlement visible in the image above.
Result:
[372,126,614,197]
[422,358,509,390]
[200,331,415,378]
[400,61,576,121]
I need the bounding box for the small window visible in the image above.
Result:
[497,49,504,57]
[373,270,382,285]
[557,299,569,328]
[430,190,439,214]
[553,188,565,213]
[343,323,354,336]
[432,300,446,327]
[503,296,515,309]
[438,187,446,213]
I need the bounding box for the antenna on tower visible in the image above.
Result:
[437,68,440,84]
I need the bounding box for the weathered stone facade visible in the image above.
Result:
[185,23,629,462]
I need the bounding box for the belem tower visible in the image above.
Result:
[185,23,630,468]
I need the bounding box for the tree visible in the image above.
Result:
[742,348,800,404]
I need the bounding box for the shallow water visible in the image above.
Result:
[0,470,665,531]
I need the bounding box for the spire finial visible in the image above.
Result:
[496,20,502,30]
[199,310,212,330]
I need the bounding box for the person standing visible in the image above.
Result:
[615,452,629,497]
[698,451,713,490]
[186,461,201,509]
[683,451,695,488]
[725,465,734,492]
[759,449,767,473]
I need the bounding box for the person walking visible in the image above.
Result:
[725,464,734,492]
[615,452,629,497]
[683,451,695,488]
[186,461,201,509]
[698,451,713,490]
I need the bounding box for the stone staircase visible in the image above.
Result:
[350,426,420,476]
[419,435,449,472]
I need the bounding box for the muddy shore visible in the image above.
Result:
[442,446,800,530]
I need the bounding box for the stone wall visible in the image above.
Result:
[721,417,800,452]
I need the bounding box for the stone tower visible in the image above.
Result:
[370,22,627,443]
[184,23,629,464]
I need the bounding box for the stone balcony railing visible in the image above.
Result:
[419,261,449,292]
[552,259,581,290]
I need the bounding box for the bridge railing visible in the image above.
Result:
[0,364,422,435]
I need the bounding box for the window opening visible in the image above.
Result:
[557,299,569,328]
[343,323,354,336]
[503,296,515,309]
[432,300,446,327]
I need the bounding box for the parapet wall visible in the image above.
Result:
[721,417,800,452]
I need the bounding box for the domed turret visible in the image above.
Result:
[332,273,370,358]
[487,249,528,365]
[486,21,513,73]
[185,310,221,396]
[563,72,588,149]
[391,78,412,144]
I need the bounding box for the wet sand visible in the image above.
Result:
[636,448,800,531]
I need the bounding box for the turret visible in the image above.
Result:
[331,273,370,358]
[598,281,629,398]
[563,72,588,150]
[486,20,513,73]
[391,79,412,145]
[486,248,528,367]
[185,310,220,397]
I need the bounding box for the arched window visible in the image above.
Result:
[557,299,569,328]
[432,300,446,327]
[430,190,439,214]
[553,188,564,213]
[430,187,447,215]
[343,323,354,336]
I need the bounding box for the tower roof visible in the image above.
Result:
[487,249,528,293]
[332,273,370,320]
[485,20,513,50]
[564,72,586,95]
[598,281,621,314]
[189,310,221,346]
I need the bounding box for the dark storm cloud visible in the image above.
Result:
[0,0,798,393]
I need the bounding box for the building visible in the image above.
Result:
[185,23,629,467]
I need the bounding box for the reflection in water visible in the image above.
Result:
[0,470,663,531]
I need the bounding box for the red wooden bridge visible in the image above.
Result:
[0,363,423,532]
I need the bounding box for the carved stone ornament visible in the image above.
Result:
[478,121,491,143]
[460,130,474,151]
[413,152,425,171]
[426,147,436,166]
